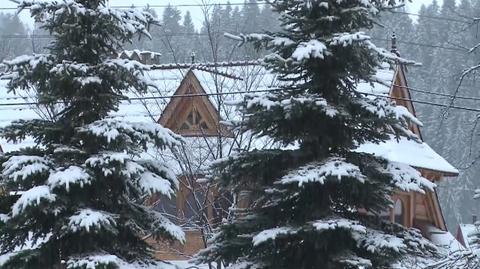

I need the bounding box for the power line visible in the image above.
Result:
[0,88,284,107]
[360,92,480,113]
[0,85,480,113]
[393,84,480,102]
[0,33,469,53]
[389,10,472,24]
[372,38,467,52]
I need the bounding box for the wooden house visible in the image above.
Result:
[0,58,463,260]
[135,59,461,258]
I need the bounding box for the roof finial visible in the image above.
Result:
[191,51,196,64]
[391,32,399,56]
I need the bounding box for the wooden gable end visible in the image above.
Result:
[158,70,229,137]
[388,65,448,232]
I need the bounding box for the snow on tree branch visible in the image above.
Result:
[385,162,436,194]
[279,158,366,186]
[291,40,329,61]
[149,211,186,243]
[137,171,174,197]
[47,166,91,192]
[2,155,51,183]
[11,185,56,217]
[77,119,183,149]
[252,227,297,246]
[66,254,119,269]
[333,253,372,268]
[360,229,406,253]
[329,32,371,47]
[68,209,117,234]
[245,92,338,117]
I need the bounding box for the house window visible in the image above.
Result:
[149,176,231,230]
[394,199,405,225]
[179,107,209,133]
[374,196,408,227]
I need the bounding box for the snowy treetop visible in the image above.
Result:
[19,0,156,41]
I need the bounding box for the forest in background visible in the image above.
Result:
[370,0,480,231]
[0,0,479,231]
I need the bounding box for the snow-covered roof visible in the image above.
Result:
[426,225,465,254]
[120,49,162,59]
[355,135,459,176]
[457,223,480,253]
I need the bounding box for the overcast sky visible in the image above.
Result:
[1,0,440,31]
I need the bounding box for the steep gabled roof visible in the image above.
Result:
[356,64,459,177]
[158,69,223,137]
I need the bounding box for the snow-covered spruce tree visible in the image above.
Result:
[0,1,184,268]
[196,1,439,268]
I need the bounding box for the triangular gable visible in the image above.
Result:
[158,69,230,137]
[389,65,452,232]
[389,65,423,140]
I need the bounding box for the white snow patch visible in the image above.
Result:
[151,211,185,243]
[11,185,56,216]
[0,213,10,223]
[48,166,91,191]
[356,135,459,175]
[427,225,464,254]
[68,209,116,233]
[312,218,366,235]
[138,172,174,197]
[329,32,370,47]
[2,155,50,182]
[386,161,436,194]
[78,119,182,148]
[361,230,406,253]
[85,152,130,176]
[0,253,14,267]
[252,227,296,246]
[291,40,328,61]
[67,254,181,269]
[66,254,119,269]
[279,158,365,186]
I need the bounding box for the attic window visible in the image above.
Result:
[180,107,209,132]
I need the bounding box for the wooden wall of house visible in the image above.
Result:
[146,230,206,260]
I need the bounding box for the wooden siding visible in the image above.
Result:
[146,230,206,260]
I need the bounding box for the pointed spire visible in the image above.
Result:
[191,51,196,64]
[391,32,400,56]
